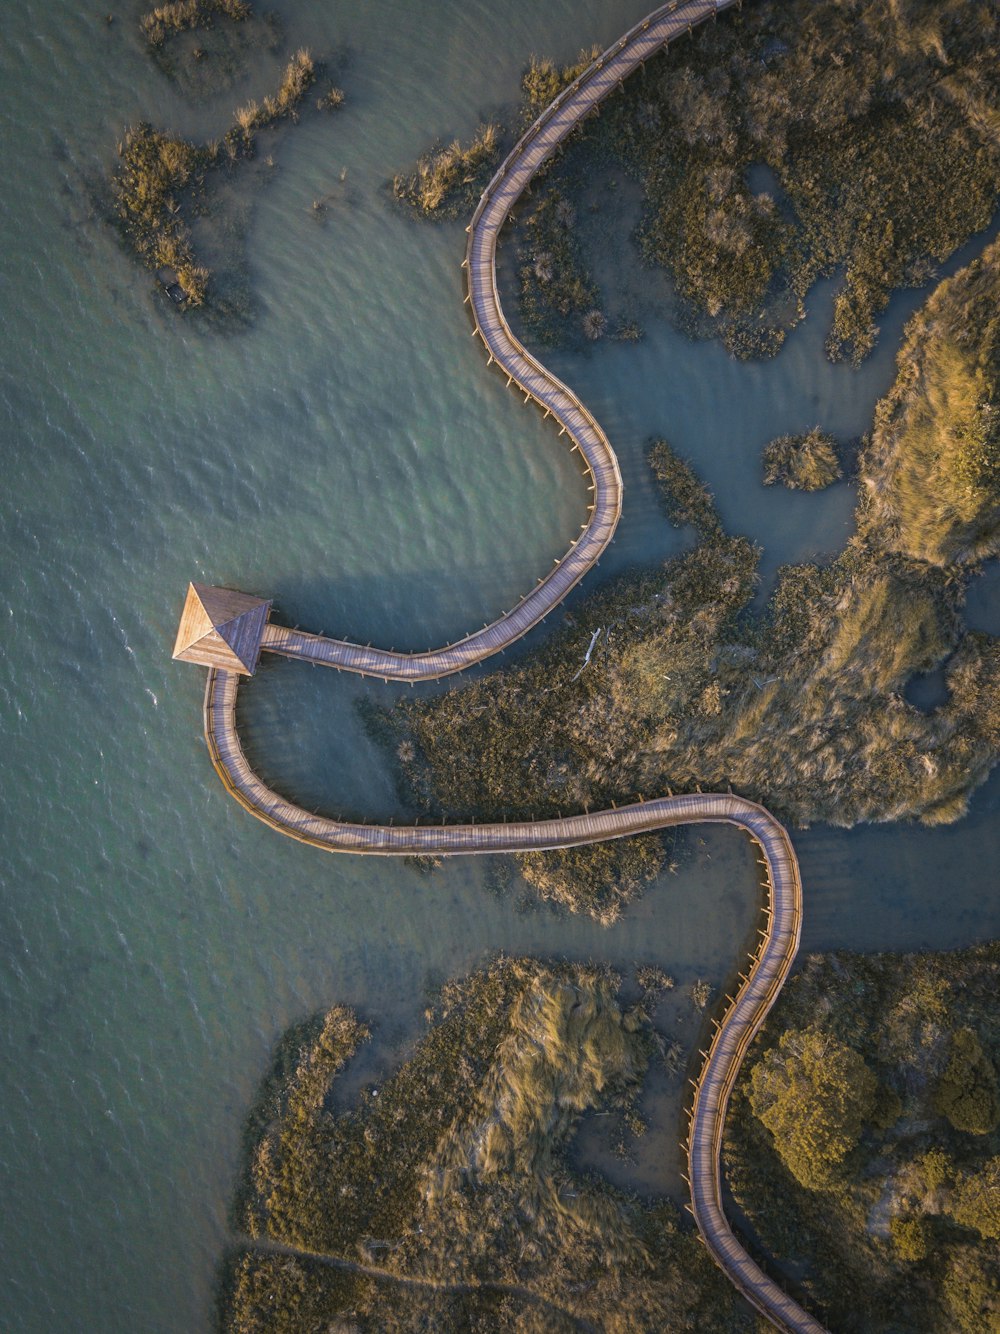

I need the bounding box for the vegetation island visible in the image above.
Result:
[108,2,344,322]
[397,0,1000,362]
[200,0,1000,1327]
[221,958,749,1332]
[380,0,1000,922]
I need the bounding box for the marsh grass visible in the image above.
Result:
[605,0,1000,362]
[391,46,599,227]
[110,50,323,319]
[517,833,669,925]
[399,0,1000,360]
[518,49,600,128]
[517,188,600,346]
[222,958,747,1331]
[861,235,1000,566]
[762,429,842,492]
[141,0,250,50]
[140,0,282,101]
[392,122,501,219]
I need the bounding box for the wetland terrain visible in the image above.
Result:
[1,0,999,1331]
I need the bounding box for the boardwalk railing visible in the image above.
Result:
[183,2,832,1329]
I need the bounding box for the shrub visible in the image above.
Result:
[890,1215,930,1262]
[933,1027,1000,1135]
[872,1084,903,1131]
[949,1158,1000,1239]
[749,1027,877,1190]
[942,1247,1000,1334]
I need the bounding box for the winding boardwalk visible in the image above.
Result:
[182,2,830,1330]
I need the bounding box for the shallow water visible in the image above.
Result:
[1,2,998,1330]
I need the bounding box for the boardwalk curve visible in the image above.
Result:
[181,2,830,1330]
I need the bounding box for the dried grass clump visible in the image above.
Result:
[392,122,501,218]
[763,428,842,491]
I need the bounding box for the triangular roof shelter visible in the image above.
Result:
[172,583,271,675]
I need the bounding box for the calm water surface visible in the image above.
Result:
[1,1,997,1329]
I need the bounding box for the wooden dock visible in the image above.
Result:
[182,3,831,1330]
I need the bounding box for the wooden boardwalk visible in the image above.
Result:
[204,673,825,1333]
[261,0,742,681]
[187,3,830,1330]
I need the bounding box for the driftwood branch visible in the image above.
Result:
[571,628,603,682]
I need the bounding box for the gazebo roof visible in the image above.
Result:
[172,583,271,675]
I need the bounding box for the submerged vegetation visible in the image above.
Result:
[727,942,1000,1332]
[399,0,1000,360]
[221,958,749,1331]
[140,0,252,49]
[140,0,282,98]
[517,189,600,346]
[762,428,842,492]
[372,242,1000,920]
[111,48,337,320]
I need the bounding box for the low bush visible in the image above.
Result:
[726,944,1000,1331]
[933,1027,1000,1135]
[749,1027,877,1189]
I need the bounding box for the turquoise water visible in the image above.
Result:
[1,2,998,1329]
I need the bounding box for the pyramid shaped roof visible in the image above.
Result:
[172,583,271,675]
